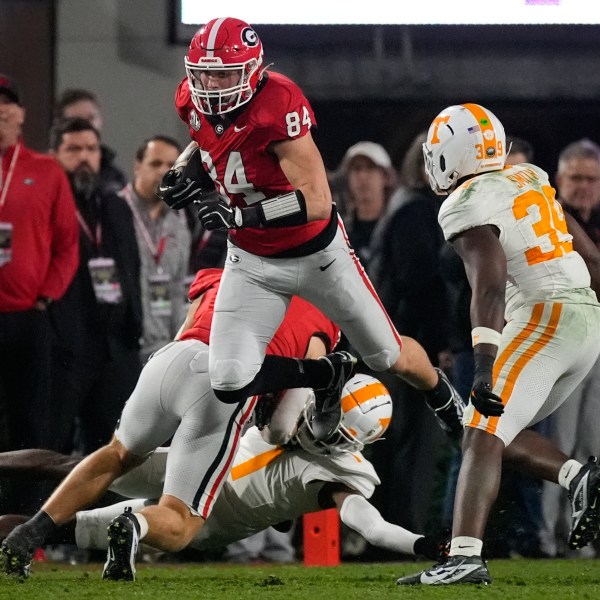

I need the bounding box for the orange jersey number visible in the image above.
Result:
[512,186,573,266]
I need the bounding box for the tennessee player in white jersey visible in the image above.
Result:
[79,380,446,561]
[398,103,600,587]
[158,16,465,446]
[0,378,445,562]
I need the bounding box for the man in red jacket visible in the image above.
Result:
[0,74,78,474]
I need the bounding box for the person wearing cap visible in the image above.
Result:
[334,141,397,269]
[0,74,79,511]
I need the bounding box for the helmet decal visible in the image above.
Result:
[423,103,506,194]
[241,28,259,47]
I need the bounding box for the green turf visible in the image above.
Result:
[0,559,599,599]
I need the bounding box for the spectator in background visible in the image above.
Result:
[365,131,451,548]
[506,136,534,166]
[48,117,142,455]
[54,89,127,194]
[539,138,600,558]
[332,141,397,269]
[119,135,191,361]
[0,74,79,513]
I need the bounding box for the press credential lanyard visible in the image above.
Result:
[123,185,167,266]
[77,211,102,250]
[0,143,21,212]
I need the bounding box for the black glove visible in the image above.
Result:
[470,352,504,417]
[157,170,205,210]
[156,141,215,210]
[470,381,504,417]
[197,197,253,230]
[254,393,276,431]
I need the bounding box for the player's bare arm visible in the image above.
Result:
[174,294,203,340]
[273,132,333,222]
[451,224,507,417]
[450,224,507,347]
[304,335,328,359]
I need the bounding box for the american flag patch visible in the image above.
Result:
[468,125,481,133]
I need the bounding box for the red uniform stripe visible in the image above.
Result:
[201,395,258,518]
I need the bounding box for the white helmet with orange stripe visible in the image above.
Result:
[423,103,506,195]
[295,373,392,455]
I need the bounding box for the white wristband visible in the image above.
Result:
[471,326,502,347]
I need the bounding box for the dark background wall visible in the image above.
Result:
[312,98,600,181]
[0,0,55,152]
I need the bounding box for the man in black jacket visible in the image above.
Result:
[48,118,142,455]
[54,89,127,195]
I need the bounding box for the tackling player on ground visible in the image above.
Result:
[0,377,448,567]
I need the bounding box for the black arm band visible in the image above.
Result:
[473,352,496,387]
[241,190,309,228]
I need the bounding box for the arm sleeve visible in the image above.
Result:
[39,166,79,300]
[339,494,420,556]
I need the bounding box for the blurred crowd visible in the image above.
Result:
[2,73,600,564]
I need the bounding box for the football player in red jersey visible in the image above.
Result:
[158,16,463,445]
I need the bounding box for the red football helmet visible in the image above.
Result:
[185,17,264,116]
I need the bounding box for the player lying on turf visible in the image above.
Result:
[0,377,448,567]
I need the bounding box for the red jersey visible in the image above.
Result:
[175,72,329,256]
[179,268,340,357]
[0,144,79,311]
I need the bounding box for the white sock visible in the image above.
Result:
[133,512,149,540]
[449,536,482,557]
[558,459,583,489]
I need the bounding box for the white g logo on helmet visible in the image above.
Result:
[295,373,392,455]
[422,103,506,195]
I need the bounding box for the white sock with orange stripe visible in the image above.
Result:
[558,459,583,490]
[449,536,482,558]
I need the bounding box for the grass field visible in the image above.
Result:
[0,559,599,600]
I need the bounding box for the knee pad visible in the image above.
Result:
[210,358,258,404]
[210,358,256,389]
[362,347,399,372]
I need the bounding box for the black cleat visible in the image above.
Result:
[0,539,33,580]
[427,368,465,440]
[312,351,357,442]
[102,508,140,582]
[396,555,492,586]
[567,456,600,550]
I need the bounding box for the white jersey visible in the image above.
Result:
[193,427,379,549]
[438,163,593,319]
[78,427,379,552]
